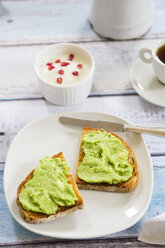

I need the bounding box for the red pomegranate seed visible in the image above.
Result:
[77,64,83,69]
[55,59,61,63]
[46,63,53,66]
[72,71,79,76]
[58,69,64,75]
[61,62,70,66]
[69,54,74,61]
[57,77,62,84]
[48,65,55,71]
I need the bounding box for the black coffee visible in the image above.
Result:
[156,44,165,64]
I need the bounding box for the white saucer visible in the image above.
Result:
[130,59,165,107]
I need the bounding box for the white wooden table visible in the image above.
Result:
[0,0,165,247]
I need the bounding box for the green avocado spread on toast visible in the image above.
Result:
[19,157,77,215]
[78,130,133,184]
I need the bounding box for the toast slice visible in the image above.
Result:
[76,128,138,192]
[17,152,84,224]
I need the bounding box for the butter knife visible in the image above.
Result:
[59,116,165,136]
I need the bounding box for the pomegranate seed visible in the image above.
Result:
[69,54,74,61]
[48,65,55,71]
[77,64,83,69]
[46,63,53,66]
[57,77,62,84]
[61,62,70,66]
[55,59,61,63]
[72,71,79,76]
[58,69,64,75]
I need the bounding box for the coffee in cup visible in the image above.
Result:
[139,40,165,84]
[156,44,165,65]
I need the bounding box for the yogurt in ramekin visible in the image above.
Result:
[35,43,95,105]
[40,53,90,86]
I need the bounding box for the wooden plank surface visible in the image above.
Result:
[1,97,164,245]
[0,239,162,248]
[1,96,165,163]
[0,0,165,46]
[0,0,165,246]
[0,39,161,99]
[0,159,164,245]
[0,239,163,248]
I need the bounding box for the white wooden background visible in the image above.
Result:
[0,0,165,247]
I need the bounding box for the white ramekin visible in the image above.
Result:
[34,43,95,105]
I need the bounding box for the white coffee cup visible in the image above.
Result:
[139,40,165,84]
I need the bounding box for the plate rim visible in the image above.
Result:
[130,58,165,107]
[4,111,153,239]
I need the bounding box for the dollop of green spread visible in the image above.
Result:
[19,157,77,215]
[78,131,133,184]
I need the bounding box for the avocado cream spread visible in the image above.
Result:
[19,157,77,215]
[78,131,133,184]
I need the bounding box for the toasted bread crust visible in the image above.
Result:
[17,152,84,224]
[76,128,139,192]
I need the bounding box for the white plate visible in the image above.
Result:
[4,112,153,239]
[131,58,165,107]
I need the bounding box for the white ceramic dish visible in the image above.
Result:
[89,0,153,40]
[35,43,95,106]
[131,58,165,107]
[4,112,153,239]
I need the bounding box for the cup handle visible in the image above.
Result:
[139,48,152,64]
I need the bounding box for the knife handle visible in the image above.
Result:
[125,125,165,136]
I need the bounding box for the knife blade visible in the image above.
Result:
[59,116,125,132]
[59,116,165,136]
